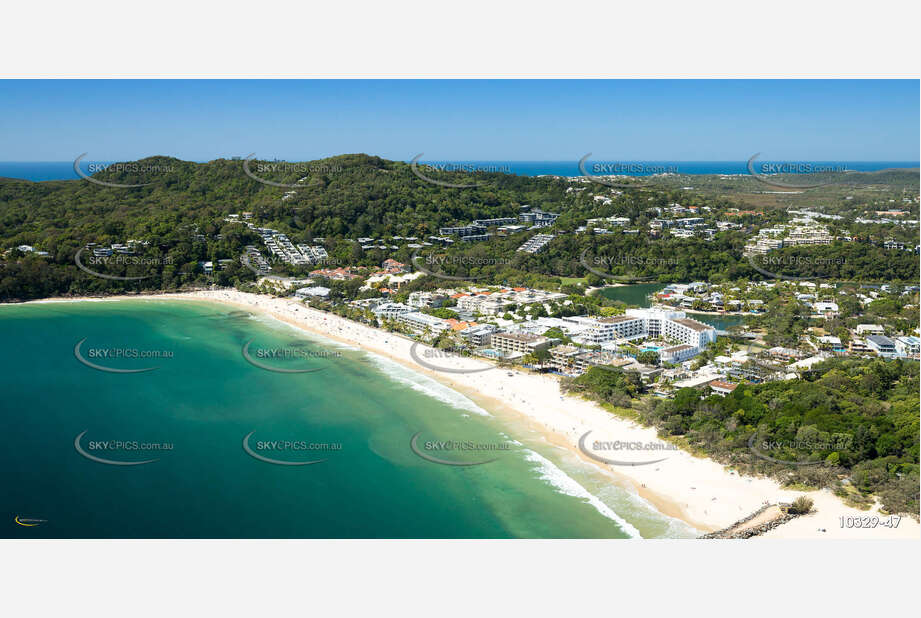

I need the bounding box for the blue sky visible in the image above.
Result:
[0,80,917,161]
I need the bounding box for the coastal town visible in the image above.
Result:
[208,178,920,405]
[241,256,919,402]
[2,153,917,544]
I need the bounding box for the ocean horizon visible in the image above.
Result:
[0,159,917,182]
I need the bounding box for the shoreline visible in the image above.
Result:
[4,290,918,539]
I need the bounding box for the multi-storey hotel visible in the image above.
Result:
[577,314,646,344]
[574,308,717,352]
[490,332,551,357]
[397,311,451,335]
[455,287,567,315]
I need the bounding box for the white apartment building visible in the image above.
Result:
[574,308,717,351]
[517,234,555,254]
[785,226,832,246]
[456,294,511,315]
[578,315,647,345]
[373,302,414,319]
[659,344,698,364]
[895,336,920,358]
[397,311,450,335]
[456,288,567,315]
[461,324,496,347]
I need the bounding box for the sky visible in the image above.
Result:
[0,80,917,161]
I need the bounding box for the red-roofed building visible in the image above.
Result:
[382,259,408,273]
[709,380,738,396]
[310,267,362,281]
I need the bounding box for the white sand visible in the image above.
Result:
[10,290,919,539]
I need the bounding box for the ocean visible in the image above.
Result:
[0,299,697,539]
[0,160,916,182]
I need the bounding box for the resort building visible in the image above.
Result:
[812,301,839,316]
[895,336,920,359]
[396,311,450,335]
[490,332,551,357]
[519,209,559,228]
[516,234,555,254]
[373,302,414,319]
[294,286,331,299]
[407,291,447,309]
[455,287,567,315]
[381,258,409,273]
[817,336,846,352]
[461,324,496,347]
[439,224,487,237]
[709,380,738,396]
[547,345,584,373]
[574,309,716,354]
[785,226,833,246]
[578,315,647,345]
[547,344,634,376]
[866,335,897,358]
[472,217,518,227]
[659,344,697,364]
[849,338,871,355]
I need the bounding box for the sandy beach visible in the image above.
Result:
[8,290,919,539]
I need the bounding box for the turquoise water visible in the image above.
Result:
[1,299,697,538]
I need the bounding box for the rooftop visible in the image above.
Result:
[493,332,546,343]
[597,315,641,324]
[670,317,712,332]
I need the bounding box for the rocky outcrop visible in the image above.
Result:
[700,503,809,539]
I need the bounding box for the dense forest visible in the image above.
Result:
[1,154,918,300]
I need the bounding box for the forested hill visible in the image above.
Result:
[0,154,575,299]
[0,154,568,242]
[1,155,918,300]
